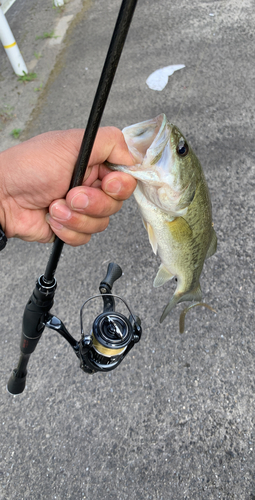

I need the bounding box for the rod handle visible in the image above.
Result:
[7,369,27,395]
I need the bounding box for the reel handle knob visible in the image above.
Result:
[99,263,122,293]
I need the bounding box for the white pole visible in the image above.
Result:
[0,6,28,76]
[1,0,17,15]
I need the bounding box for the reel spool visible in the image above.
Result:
[79,286,142,374]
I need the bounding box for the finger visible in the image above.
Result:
[101,171,137,201]
[87,127,134,172]
[64,171,136,217]
[46,218,92,247]
[65,187,123,218]
[66,171,136,212]
[48,204,109,233]
[81,127,135,184]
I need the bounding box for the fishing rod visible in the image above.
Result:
[7,0,142,395]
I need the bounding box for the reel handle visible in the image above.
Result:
[99,263,122,293]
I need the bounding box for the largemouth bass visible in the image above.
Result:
[108,114,217,325]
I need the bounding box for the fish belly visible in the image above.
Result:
[134,183,213,323]
[134,185,196,289]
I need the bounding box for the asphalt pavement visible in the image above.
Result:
[0,0,255,499]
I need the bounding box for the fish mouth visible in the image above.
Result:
[123,114,171,166]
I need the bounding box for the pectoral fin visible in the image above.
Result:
[153,264,174,288]
[166,217,192,243]
[205,227,217,259]
[143,221,158,255]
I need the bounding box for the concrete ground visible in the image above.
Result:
[0,0,255,499]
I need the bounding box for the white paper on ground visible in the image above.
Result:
[146,64,185,91]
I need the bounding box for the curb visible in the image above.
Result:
[0,0,87,152]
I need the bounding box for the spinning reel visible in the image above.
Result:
[46,262,142,374]
[7,263,142,394]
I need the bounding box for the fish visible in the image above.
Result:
[107,114,217,326]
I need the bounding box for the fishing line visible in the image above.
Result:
[175,0,244,122]
[179,302,216,334]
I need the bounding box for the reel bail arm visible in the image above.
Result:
[79,263,142,374]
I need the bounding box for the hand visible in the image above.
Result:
[0,127,136,246]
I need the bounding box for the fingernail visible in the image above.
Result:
[51,203,71,221]
[71,193,89,209]
[46,213,63,230]
[105,178,122,195]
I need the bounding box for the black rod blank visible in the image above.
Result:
[44,0,138,282]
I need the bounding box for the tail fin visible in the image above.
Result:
[160,284,202,323]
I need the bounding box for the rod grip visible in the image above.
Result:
[7,368,27,395]
[7,277,56,395]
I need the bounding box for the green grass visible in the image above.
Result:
[34,52,42,59]
[36,31,58,40]
[0,105,14,123]
[18,71,37,82]
[34,83,43,92]
[11,128,22,139]
[0,105,15,130]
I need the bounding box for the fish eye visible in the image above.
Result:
[177,138,189,157]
